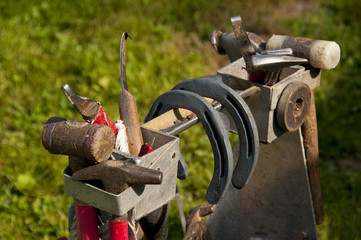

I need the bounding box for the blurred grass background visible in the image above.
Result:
[0,0,360,239]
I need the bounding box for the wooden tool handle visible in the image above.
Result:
[118,90,144,155]
[42,117,115,162]
[142,97,214,131]
[266,35,340,69]
[301,92,324,224]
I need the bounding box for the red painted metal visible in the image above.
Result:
[75,203,100,240]
[92,106,119,136]
[109,220,128,240]
[248,71,266,82]
[138,143,154,157]
[57,237,68,240]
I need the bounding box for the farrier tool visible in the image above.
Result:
[120,32,132,145]
[118,32,144,155]
[42,117,115,163]
[212,16,309,86]
[184,204,216,240]
[41,117,110,239]
[62,84,119,135]
[71,160,163,194]
[231,16,309,85]
[266,34,341,70]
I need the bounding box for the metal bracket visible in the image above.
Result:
[218,58,321,143]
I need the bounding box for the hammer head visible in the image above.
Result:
[250,55,309,72]
[71,160,163,194]
[62,84,100,121]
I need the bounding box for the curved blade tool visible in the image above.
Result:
[120,32,133,145]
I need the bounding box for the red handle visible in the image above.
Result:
[92,106,119,136]
[109,220,128,240]
[75,203,100,240]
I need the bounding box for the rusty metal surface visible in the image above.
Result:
[211,30,266,62]
[218,57,321,143]
[230,16,256,71]
[184,204,215,240]
[207,130,318,240]
[276,81,312,132]
[62,84,100,121]
[64,127,180,219]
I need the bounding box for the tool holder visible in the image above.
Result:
[218,57,321,143]
[63,126,180,220]
[207,57,322,239]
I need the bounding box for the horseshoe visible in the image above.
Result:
[145,90,233,204]
[172,75,259,188]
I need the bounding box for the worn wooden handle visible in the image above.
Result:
[142,97,214,131]
[118,90,144,155]
[267,35,340,70]
[42,117,115,162]
[301,92,324,225]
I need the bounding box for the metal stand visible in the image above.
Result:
[207,130,318,239]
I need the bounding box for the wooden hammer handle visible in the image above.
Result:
[301,92,324,224]
[42,117,115,162]
[266,35,340,70]
[142,97,214,131]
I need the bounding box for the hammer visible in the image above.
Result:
[70,159,163,194]
[42,117,115,163]
[266,35,341,70]
[62,84,119,135]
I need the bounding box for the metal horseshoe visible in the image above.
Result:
[145,90,233,204]
[172,75,259,189]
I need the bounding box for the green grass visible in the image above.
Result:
[0,0,360,239]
